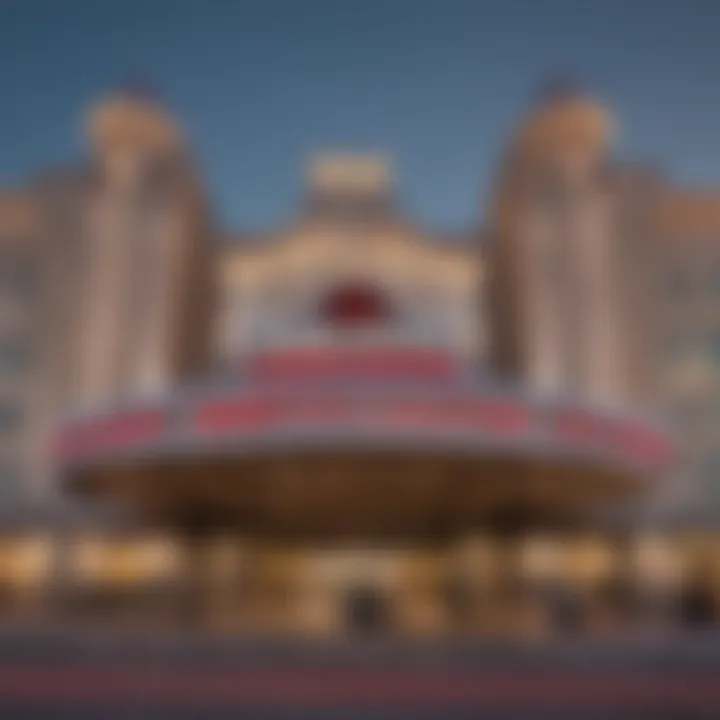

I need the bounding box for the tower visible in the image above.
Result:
[486,85,625,403]
[75,88,214,410]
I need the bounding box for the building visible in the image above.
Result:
[75,89,215,409]
[45,88,677,638]
[0,84,717,637]
[486,87,628,402]
[0,192,40,499]
[641,190,720,507]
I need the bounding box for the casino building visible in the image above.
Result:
[0,83,717,638]
[43,86,680,639]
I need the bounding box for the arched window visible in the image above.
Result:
[319,281,393,329]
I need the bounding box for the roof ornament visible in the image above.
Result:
[116,71,161,106]
[537,73,586,105]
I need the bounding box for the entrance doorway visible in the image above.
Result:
[344,583,391,636]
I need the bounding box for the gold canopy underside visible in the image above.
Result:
[69,451,647,540]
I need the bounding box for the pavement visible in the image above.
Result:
[0,629,719,718]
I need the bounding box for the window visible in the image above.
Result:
[699,453,720,496]
[0,338,31,374]
[0,257,34,301]
[0,462,22,494]
[319,282,393,329]
[671,402,711,428]
[664,267,692,300]
[0,404,23,432]
[663,332,696,364]
[137,157,180,212]
[709,331,720,366]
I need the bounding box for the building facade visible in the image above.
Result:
[486,88,627,402]
[217,153,480,366]
[0,85,715,637]
[75,91,215,409]
[0,192,41,498]
[641,189,720,507]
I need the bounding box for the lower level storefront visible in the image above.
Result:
[0,528,717,638]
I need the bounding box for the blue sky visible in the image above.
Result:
[0,0,718,231]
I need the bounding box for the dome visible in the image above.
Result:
[515,86,616,162]
[86,91,183,157]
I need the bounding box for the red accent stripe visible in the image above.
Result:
[194,398,533,438]
[55,409,167,461]
[0,667,713,709]
[554,410,674,469]
[615,424,675,468]
[381,400,532,437]
[249,349,459,381]
[55,396,673,475]
[195,398,275,434]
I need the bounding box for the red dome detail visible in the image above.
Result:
[320,282,392,328]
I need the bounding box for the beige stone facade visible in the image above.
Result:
[486,91,629,405]
[75,93,214,411]
[0,86,717,638]
[217,155,480,365]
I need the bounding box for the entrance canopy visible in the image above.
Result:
[54,349,674,537]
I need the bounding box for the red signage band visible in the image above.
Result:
[192,398,670,467]
[55,400,673,471]
[194,398,533,438]
[55,409,167,461]
[553,409,673,467]
[248,349,459,381]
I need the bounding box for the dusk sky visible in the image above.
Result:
[0,0,718,232]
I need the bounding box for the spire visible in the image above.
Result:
[537,73,586,106]
[509,74,613,160]
[116,71,161,106]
